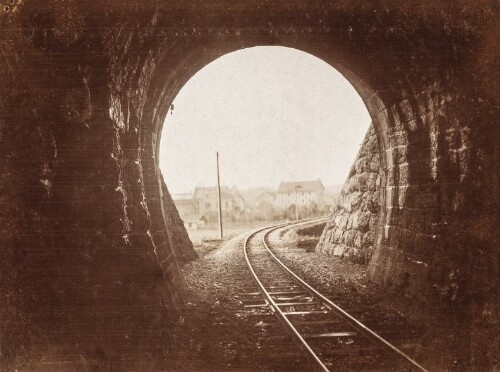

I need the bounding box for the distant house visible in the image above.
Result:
[172,186,246,228]
[193,186,245,221]
[274,179,326,210]
[254,179,327,219]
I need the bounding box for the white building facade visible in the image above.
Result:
[274,180,326,210]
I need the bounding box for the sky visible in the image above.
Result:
[159,46,371,194]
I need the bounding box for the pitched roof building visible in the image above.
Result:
[172,186,246,227]
[276,179,325,193]
[274,179,325,209]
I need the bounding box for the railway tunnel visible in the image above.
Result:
[0,0,498,369]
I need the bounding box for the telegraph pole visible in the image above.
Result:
[216,152,223,239]
[295,185,299,221]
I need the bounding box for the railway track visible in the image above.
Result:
[243,219,429,372]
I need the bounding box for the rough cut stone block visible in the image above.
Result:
[350,191,363,207]
[355,157,369,173]
[354,231,363,248]
[400,99,417,121]
[357,211,371,231]
[356,173,369,192]
[333,245,345,256]
[362,230,375,247]
[370,154,381,172]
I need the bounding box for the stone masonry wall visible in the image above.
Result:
[317,124,380,264]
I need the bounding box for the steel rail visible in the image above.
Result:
[243,224,331,372]
[261,219,431,372]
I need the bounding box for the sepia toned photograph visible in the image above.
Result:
[0,1,498,371]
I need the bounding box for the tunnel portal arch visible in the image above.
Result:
[142,38,407,294]
[0,2,497,369]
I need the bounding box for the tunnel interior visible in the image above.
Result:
[0,1,498,370]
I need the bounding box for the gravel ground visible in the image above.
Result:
[164,221,497,372]
[166,230,303,372]
[267,221,498,372]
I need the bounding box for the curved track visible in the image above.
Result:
[243,219,429,372]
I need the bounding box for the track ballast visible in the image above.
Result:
[243,220,429,372]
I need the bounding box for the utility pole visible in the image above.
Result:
[295,185,300,221]
[216,152,223,239]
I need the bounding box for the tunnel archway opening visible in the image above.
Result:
[156,46,379,261]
